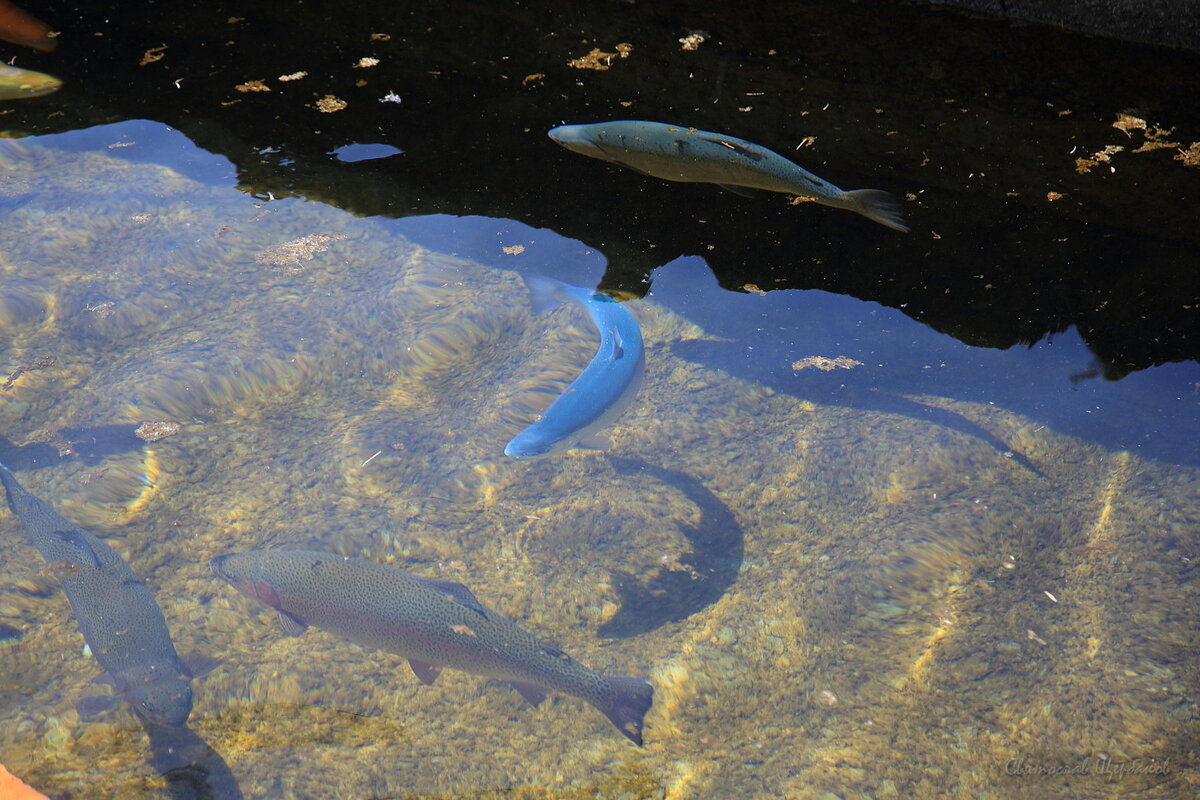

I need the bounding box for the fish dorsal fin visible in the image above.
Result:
[276,610,308,637]
[409,659,441,685]
[697,135,766,160]
[511,681,546,706]
[419,577,488,618]
[606,329,625,361]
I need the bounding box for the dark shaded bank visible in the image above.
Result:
[13,0,1200,379]
[907,0,1200,51]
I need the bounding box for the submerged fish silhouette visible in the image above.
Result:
[0,461,196,726]
[211,549,654,745]
[505,275,645,459]
[549,120,908,232]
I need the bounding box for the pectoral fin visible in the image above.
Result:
[575,433,611,451]
[276,610,308,637]
[717,184,762,198]
[511,682,547,706]
[76,694,116,719]
[180,652,223,679]
[409,660,441,686]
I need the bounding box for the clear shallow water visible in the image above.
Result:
[0,2,1198,797]
[0,117,1194,800]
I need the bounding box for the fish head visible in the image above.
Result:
[0,65,62,100]
[547,124,609,161]
[117,661,194,727]
[210,552,283,609]
[503,429,563,460]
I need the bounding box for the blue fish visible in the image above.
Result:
[0,460,199,726]
[505,276,645,459]
[549,120,909,232]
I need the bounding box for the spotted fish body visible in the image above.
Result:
[210,549,654,745]
[504,274,645,459]
[0,462,193,726]
[549,120,909,232]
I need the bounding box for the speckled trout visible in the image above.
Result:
[0,461,194,726]
[549,120,908,232]
[210,549,654,745]
[505,274,645,459]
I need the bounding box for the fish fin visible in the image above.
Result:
[716,183,763,198]
[76,693,117,719]
[51,529,102,569]
[408,659,441,685]
[276,610,308,637]
[92,671,118,688]
[575,433,611,451]
[696,135,767,160]
[418,578,489,618]
[598,676,655,746]
[605,329,625,361]
[522,274,569,315]
[610,159,656,177]
[840,189,909,232]
[180,652,223,679]
[511,682,547,706]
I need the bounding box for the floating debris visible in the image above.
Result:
[235,79,270,93]
[3,354,56,390]
[501,244,525,255]
[742,284,766,295]
[354,57,380,68]
[568,43,632,71]
[791,355,863,372]
[813,689,839,707]
[1047,191,1064,201]
[679,31,707,51]
[370,33,391,41]
[1075,144,1124,174]
[378,91,401,104]
[1175,142,1200,167]
[1027,629,1048,646]
[135,421,180,442]
[255,232,349,269]
[278,71,307,82]
[315,94,347,113]
[522,73,545,86]
[138,45,167,66]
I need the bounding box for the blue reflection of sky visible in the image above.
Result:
[28,119,1197,467]
[330,143,404,162]
[649,256,1200,466]
[30,119,237,186]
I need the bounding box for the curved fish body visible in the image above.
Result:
[505,275,645,459]
[211,549,654,745]
[549,120,908,232]
[0,462,193,726]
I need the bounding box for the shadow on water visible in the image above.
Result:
[598,456,743,639]
[140,721,244,800]
[0,425,145,471]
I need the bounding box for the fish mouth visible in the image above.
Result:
[547,125,607,161]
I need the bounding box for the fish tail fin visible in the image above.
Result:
[522,274,572,314]
[597,676,654,746]
[841,189,909,232]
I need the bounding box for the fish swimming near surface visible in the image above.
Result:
[0,63,61,101]
[548,120,909,232]
[210,549,655,745]
[0,0,57,52]
[505,274,645,459]
[0,461,197,726]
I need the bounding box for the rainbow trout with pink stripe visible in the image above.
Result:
[210,549,654,745]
